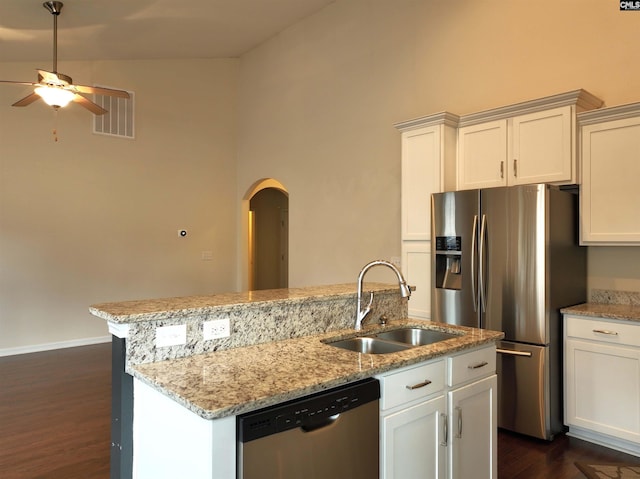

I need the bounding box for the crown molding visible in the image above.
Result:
[394,111,460,132]
[578,101,640,126]
[457,89,604,128]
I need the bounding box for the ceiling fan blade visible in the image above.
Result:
[0,80,39,87]
[37,69,61,84]
[73,84,130,99]
[72,94,107,115]
[12,92,42,107]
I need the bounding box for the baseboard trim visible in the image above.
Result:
[0,335,112,357]
[567,426,640,457]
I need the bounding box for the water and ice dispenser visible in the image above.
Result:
[434,236,462,290]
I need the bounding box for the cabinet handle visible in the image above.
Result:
[456,406,463,438]
[497,348,533,357]
[593,329,619,336]
[405,379,432,390]
[513,159,518,177]
[440,413,448,446]
[500,161,504,178]
[467,361,489,370]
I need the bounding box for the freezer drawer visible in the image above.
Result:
[496,341,562,440]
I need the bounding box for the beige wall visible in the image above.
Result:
[236,0,640,292]
[3,0,640,352]
[0,59,238,352]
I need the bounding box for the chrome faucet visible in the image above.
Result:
[355,260,412,331]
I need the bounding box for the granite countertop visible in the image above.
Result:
[561,303,640,322]
[90,283,394,323]
[130,319,504,420]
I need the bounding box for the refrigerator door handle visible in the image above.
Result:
[496,348,533,357]
[471,215,479,313]
[478,214,488,316]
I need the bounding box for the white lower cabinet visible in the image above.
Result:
[564,314,640,456]
[378,344,497,479]
[447,375,497,479]
[381,394,446,479]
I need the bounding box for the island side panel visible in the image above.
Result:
[133,379,236,479]
[111,336,133,479]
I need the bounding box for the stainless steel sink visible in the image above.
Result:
[374,328,458,346]
[326,337,411,354]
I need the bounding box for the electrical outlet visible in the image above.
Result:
[155,324,187,347]
[390,256,402,268]
[203,318,230,340]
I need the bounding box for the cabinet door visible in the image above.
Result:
[580,116,640,244]
[401,126,443,240]
[565,338,640,443]
[401,241,430,319]
[457,120,507,190]
[381,395,446,479]
[509,106,574,185]
[447,375,497,479]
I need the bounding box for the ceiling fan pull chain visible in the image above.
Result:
[52,108,59,142]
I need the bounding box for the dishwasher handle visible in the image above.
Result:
[301,413,341,433]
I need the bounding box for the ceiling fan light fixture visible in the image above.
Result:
[1,1,129,115]
[35,85,74,107]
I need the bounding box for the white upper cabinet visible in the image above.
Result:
[510,106,573,185]
[396,112,458,241]
[456,90,603,191]
[579,102,640,245]
[396,112,458,320]
[457,119,508,189]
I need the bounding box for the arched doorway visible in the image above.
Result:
[241,179,289,291]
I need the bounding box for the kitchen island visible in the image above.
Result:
[90,283,503,479]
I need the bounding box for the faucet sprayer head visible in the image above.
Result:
[399,282,412,299]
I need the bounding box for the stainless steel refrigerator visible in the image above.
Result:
[431,184,586,440]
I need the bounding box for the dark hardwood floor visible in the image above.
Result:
[1,343,638,479]
[0,343,111,479]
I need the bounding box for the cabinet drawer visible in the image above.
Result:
[379,360,445,411]
[565,315,640,347]
[447,346,496,387]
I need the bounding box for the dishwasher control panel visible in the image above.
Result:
[237,378,380,443]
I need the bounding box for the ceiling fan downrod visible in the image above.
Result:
[43,1,63,73]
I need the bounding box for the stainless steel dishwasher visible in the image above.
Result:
[237,378,380,479]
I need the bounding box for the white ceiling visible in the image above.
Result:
[0,0,335,62]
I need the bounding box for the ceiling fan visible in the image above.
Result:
[0,1,129,115]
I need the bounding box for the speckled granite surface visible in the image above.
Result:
[561,289,640,322]
[561,303,640,322]
[90,283,406,366]
[591,289,640,306]
[130,319,504,420]
[90,283,395,323]
[92,283,503,421]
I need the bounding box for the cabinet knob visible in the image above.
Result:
[500,161,504,178]
[513,159,518,177]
